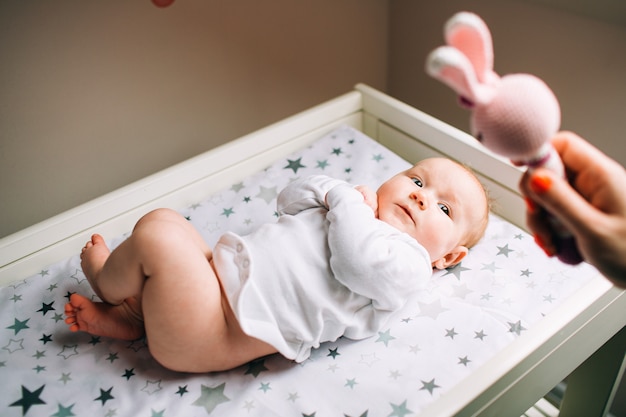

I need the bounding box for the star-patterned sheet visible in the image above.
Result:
[2,125,598,417]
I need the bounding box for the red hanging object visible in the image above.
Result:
[152,0,175,8]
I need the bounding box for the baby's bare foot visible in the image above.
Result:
[64,294,145,340]
[80,234,110,300]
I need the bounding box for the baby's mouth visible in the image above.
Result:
[399,204,416,225]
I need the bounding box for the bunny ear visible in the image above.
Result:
[444,12,495,84]
[426,46,495,105]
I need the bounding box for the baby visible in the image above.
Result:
[65,157,489,372]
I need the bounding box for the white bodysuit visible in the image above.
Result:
[212,175,432,362]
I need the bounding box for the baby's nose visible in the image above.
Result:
[410,191,429,210]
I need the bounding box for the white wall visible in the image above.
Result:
[0,0,388,237]
[388,0,626,167]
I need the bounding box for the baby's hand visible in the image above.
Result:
[355,185,378,217]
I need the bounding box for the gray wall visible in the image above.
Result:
[2,0,626,244]
[0,0,388,237]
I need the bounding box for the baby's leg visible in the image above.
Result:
[65,233,147,340]
[128,210,276,372]
[77,209,212,306]
[66,208,276,372]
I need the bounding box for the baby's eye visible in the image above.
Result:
[411,177,423,187]
[438,203,450,217]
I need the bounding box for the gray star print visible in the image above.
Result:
[192,383,230,414]
[255,186,278,204]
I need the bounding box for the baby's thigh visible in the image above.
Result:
[215,294,279,369]
[134,208,212,258]
[140,254,277,372]
[141,258,228,372]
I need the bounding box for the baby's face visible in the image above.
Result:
[376,158,486,266]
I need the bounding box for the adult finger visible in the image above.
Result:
[523,167,604,238]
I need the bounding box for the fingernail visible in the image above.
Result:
[530,173,552,194]
[525,197,537,214]
[534,234,554,257]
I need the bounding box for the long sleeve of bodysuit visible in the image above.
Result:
[276,175,343,215]
[278,175,431,312]
[325,182,432,312]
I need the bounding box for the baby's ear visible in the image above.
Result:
[433,246,468,270]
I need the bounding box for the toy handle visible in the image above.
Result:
[528,147,583,265]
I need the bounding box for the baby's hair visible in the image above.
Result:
[456,161,491,248]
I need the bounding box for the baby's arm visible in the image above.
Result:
[277,175,344,215]
[325,184,431,311]
[278,176,378,216]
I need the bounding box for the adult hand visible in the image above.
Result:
[519,131,626,287]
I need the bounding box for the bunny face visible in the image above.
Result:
[471,74,561,160]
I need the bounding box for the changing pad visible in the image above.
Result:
[1,125,597,416]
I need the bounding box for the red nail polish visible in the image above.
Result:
[534,234,554,257]
[530,174,552,194]
[525,197,537,214]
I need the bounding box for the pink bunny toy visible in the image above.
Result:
[426,11,582,264]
